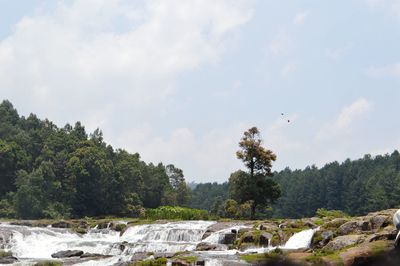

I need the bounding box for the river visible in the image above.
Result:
[0,221,318,265]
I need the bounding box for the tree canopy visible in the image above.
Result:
[231,127,281,219]
[0,100,190,219]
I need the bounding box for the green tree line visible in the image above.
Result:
[191,151,400,219]
[0,100,190,219]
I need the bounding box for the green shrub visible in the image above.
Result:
[132,258,167,266]
[143,206,209,220]
[315,208,349,218]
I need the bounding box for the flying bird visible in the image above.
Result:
[288,120,290,123]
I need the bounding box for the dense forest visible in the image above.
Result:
[2,99,400,220]
[191,151,400,219]
[0,100,190,219]
[272,152,400,218]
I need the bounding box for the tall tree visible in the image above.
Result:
[232,127,281,219]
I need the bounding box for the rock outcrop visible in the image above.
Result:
[51,250,84,258]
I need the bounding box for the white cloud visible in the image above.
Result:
[336,98,372,129]
[367,63,400,78]
[0,0,253,126]
[115,124,248,182]
[293,11,309,25]
[316,98,372,141]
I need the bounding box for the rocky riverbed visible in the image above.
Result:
[0,209,399,265]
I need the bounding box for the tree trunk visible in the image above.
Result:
[250,202,256,220]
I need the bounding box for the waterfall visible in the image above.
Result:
[1,221,215,260]
[202,225,247,244]
[0,221,317,265]
[242,227,318,254]
[282,228,318,249]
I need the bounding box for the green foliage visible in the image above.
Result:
[232,127,281,219]
[0,198,15,218]
[189,182,228,215]
[0,100,190,219]
[132,258,167,266]
[316,208,349,218]
[0,250,12,258]
[272,151,400,218]
[240,249,283,263]
[143,206,209,220]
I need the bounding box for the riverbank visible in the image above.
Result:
[0,209,399,265]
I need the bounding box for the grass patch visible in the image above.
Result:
[143,206,210,220]
[316,208,350,219]
[131,258,167,266]
[175,256,198,263]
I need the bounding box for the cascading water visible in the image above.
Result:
[242,227,319,254]
[0,221,319,265]
[0,221,215,265]
[282,228,318,249]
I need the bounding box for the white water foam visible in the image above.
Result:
[2,220,215,260]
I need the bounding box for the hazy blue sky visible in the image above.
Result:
[1,0,399,182]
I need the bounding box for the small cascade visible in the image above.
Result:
[282,228,318,250]
[202,225,248,244]
[241,227,318,254]
[121,221,215,253]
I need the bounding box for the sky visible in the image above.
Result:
[0,0,399,183]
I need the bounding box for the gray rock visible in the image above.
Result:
[370,215,389,230]
[220,233,236,245]
[51,250,84,258]
[80,252,111,258]
[322,235,365,252]
[0,256,18,264]
[129,252,148,263]
[171,259,190,266]
[321,230,334,243]
[337,220,371,235]
[196,242,226,251]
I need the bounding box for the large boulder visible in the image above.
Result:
[337,220,371,235]
[322,235,365,252]
[51,250,84,258]
[370,215,390,230]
